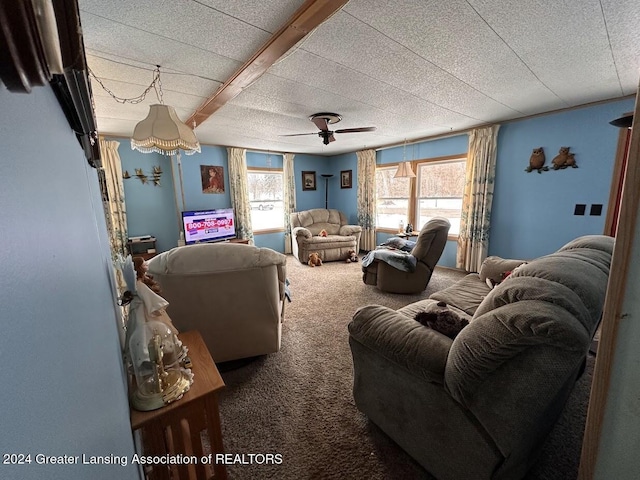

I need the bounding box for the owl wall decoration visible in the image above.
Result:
[526,147,548,173]
[551,147,578,169]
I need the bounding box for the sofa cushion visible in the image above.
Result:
[429,273,492,316]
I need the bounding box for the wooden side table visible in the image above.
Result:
[130,331,227,480]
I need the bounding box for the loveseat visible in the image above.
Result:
[147,242,287,363]
[348,235,613,480]
[290,208,362,264]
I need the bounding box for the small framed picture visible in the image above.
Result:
[340,170,352,189]
[302,171,316,191]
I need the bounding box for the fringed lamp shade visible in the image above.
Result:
[131,104,201,155]
[394,161,416,178]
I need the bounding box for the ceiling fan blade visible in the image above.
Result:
[334,126,377,134]
[280,132,319,137]
[312,116,330,131]
[328,133,336,143]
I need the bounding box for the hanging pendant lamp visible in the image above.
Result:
[130,66,200,156]
[131,104,201,155]
[394,140,416,178]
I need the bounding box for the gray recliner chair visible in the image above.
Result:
[362,217,451,294]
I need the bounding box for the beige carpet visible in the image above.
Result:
[215,256,593,480]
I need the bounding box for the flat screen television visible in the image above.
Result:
[182,208,236,245]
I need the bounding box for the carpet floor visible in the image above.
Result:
[214,256,593,480]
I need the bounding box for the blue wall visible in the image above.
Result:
[118,96,634,268]
[117,142,180,252]
[0,87,138,479]
[490,97,635,259]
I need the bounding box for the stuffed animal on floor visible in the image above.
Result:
[414,301,469,339]
[345,249,358,263]
[308,252,323,267]
[319,229,328,237]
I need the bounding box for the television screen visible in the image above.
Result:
[182,208,236,245]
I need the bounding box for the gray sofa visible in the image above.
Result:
[348,235,613,480]
[147,243,287,363]
[290,208,362,264]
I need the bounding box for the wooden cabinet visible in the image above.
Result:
[130,331,227,480]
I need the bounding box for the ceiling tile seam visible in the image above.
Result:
[242,71,458,131]
[86,50,227,85]
[79,10,260,65]
[292,48,490,123]
[599,0,625,96]
[463,0,569,107]
[340,9,526,116]
[190,0,272,34]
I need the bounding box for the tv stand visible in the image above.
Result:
[227,238,249,244]
[127,236,157,260]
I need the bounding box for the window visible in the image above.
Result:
[416,160,465,235]
[375,167,411,230]
[247,168,284,232]
[376,156,466,236]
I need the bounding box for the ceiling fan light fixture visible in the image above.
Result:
[131,104,201,156]
[394,161,416,178]
[609,114,633,129]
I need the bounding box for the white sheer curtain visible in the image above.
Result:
[283,153,296,254]
[456,125,500,272]
[356,149,377,251]
[227,147,253,243]
[99,138,128,291]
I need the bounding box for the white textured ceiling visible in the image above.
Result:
[79,0,640,155]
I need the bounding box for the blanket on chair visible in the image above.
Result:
[361,246,417,272]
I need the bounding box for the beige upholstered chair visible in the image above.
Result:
[362,217,451,294]
[147,243,287,363]
[290,208,362,264]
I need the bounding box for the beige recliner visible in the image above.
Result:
[147,243,287,363]
[290,208,362,264]
[362,217,451,294]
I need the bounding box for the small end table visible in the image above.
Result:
[130,330,227,480]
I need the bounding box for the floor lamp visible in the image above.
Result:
[321,174,333,209]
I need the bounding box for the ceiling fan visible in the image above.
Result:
[282,112,376,145]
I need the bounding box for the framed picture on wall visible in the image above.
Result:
[302,171,316,191]
[201,165,225,194]
[340,170,352,189]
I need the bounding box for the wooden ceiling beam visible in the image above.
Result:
[186,0,349,128]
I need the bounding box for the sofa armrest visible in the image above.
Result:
[292,226,312,239]
[339,224,362,236]
[479,256,527,283]
[348,305,452,382]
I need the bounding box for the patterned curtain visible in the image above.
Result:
[283,153,296,254]
[227,147,254,243]
[99,138,128,292]
[356,149,377,251]
[456,125,500,272]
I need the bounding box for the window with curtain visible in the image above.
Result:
[376,156,466,235]
[247,167,284,232]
